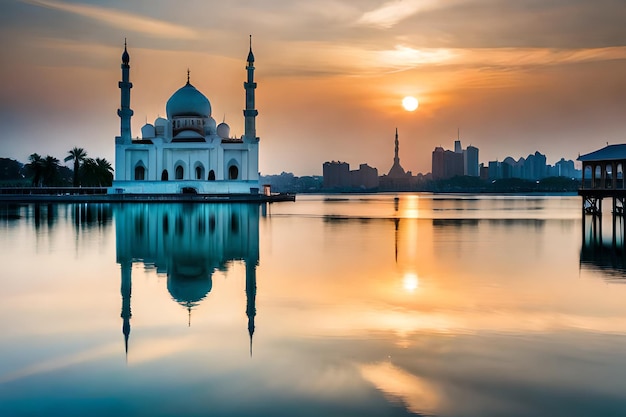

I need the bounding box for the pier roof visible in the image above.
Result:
[578,144,626,162]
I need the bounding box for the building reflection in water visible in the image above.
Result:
[115,203,260,357]
[580,214,626,281]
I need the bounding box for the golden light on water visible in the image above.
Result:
[403,273,419,292]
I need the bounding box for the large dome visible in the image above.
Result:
[166,82,211,119]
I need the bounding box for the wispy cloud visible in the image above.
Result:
[23,0,199,40]
[267,40,626,79]
[356,0,446,28]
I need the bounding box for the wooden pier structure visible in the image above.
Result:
[578,144,626,247]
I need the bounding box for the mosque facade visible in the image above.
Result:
[110,40,260,195]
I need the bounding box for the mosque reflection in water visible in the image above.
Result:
[115,203,259,356]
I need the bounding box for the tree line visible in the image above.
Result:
[0,147,113,187]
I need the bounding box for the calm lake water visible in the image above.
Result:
[1,194,626,417]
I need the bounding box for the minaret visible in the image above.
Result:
[120,260,132,361]
[387,128,406,177]
[117,39,133,144]
[245,260,257,357]
[243,35,258,143]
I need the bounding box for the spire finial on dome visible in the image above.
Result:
[186,68,190,85]
[247,35,255,63]
[122,38,130,64]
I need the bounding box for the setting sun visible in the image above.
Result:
[402,96,419,111]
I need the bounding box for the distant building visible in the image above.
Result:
[554,158,578,178]
[322,161,379,190]
[350,164,379,189]
[432,147,445,180]
[464,145,479,177]
[488,160,500,180]
[432,138,478,180]
[480,163,489,180]
[444,150,464,178]
[323,161,350,188]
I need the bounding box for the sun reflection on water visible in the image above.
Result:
[402,273,419,292]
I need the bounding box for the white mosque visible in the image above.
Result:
[110,39,260,195]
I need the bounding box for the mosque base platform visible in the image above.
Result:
[0,188,295,204]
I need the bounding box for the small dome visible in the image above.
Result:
[204,117,217,136]
[217,122,230,139]
[141,123,155,138]
[166,83,211,119]
[155,117,168,127]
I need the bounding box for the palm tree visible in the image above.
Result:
[95,158,114,186]
[81,157,114,186]
[80,158,98,186]
[64,147,87,187]
[41,155,60,186]
[26,153,44,186]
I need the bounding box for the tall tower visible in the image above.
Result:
[243,35,258,143]
[117,40,133,144]
[394,127,400,165]
[387,128,406,177]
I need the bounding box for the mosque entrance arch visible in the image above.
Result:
[228,165,239,180]
[134,164,146,181]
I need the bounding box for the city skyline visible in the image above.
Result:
[2,0,626,176]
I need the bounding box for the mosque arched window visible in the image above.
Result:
[176,165,184,180]
[161,170,169,181]
[134,165,145,181]
[195,166,204,180]
[208,170,215,181]
[229,165,239,180]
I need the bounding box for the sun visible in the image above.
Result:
[402,96,419,112]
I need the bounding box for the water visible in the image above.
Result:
[1,194,626,417]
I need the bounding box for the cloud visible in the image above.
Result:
[22,0,199,40]
[356,0,447,28]
[263,39,626,80]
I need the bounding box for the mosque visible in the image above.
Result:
[111,39,260,195]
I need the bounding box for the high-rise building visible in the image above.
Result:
[464,145,479,177]
[432,147,445,180]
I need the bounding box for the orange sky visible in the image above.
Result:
[1,0,626,175]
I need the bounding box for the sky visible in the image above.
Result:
[1,0,626,176]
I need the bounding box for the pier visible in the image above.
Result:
[578,144,626,248]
